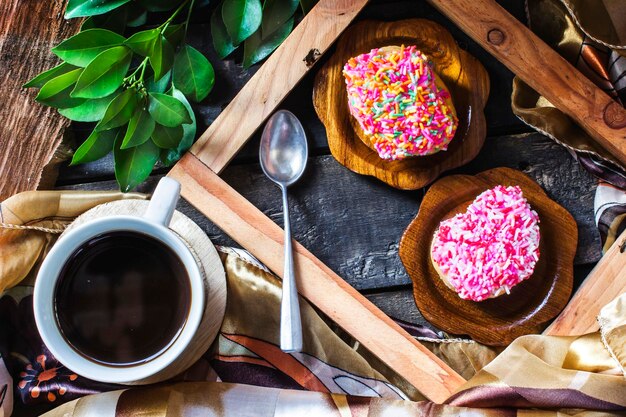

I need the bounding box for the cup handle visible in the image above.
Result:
[144,178,181,227]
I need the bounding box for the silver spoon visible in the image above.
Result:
[260,110,308,353]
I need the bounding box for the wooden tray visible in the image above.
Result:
[171,0,467,403]
[166,0,626,402]
[313,19,490,190]
[399,167,577,345]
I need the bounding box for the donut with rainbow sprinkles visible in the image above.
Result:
[342,45,458,160]
[430,185,540,302]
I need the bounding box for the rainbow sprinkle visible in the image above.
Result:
[343,46,458,160]
[431,185,541,302]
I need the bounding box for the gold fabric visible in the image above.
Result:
[598,293,626,375]
[0,191,146,293]
[217,247,423,400]
[0,189,625,416]
[563,0,626,47]
[511,0,626,169]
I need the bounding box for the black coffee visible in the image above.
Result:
[54,231,191,366]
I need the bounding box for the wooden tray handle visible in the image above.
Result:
[169,153,467,403]
[427,0,626,168]
[544,229,626,336]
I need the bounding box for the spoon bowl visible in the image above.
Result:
[260,111,308,187]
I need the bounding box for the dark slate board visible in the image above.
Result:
[59,133,600,294]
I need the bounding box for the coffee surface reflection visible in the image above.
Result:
[55,231,191,366]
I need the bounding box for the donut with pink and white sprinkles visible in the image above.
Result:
[342,45,458,160]
[431,185,540,302]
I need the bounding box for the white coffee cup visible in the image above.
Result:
[34,178,205,384]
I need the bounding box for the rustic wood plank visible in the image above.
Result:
[427,0,626,167]
[189,0,369,174]
[544,229,626,336]
[0,0,80,200]
[58,133,600,293]
[168,152,467,402]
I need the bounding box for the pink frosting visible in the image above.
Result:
[431,185,540,302]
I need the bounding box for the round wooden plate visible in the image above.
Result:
[313,19,490,190]
[65,200,227,384]
[398,168,577,345]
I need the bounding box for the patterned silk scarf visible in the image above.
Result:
[1,189,625,416]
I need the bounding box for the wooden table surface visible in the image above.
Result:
[56,0,600,334]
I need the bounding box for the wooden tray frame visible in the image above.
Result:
[167,0,626,402]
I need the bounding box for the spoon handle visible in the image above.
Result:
[280,185,303,352]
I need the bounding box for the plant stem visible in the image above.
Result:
[160,0,191,32]
[124,57,150,86]
[139,57,149,82]
[184,0,197,35]
[125,0,191,91]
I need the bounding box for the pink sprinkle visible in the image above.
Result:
[431,185,541,302]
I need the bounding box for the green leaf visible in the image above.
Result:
[172,45,215,102]
[35,68,86,109]
[145,71,172,93]
[72,46,132,99]
[262,0,298,36]
[98,89,138,130]
[151,123,183,148]
[121,108,156,149]
[114,136,160,192]
[243,17,293,68]
[23,63,79,89]
[124,29,159,56]
[148,92,192,126]
[65,0,132,18]
[161,87,196,166]
[163,24,185,47]
[71,128,121,165]
[299,0,316,14]
[211,4,237,58]
[59,91,119,122]
[53,29,126,67]
[149,35,174,82]
[80,6,127,34]
[222,0,262,45]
